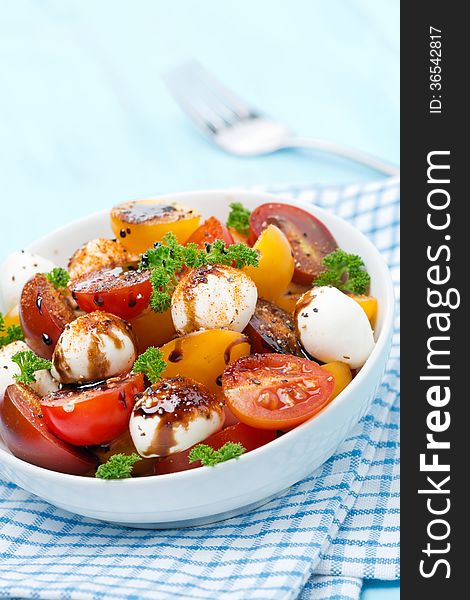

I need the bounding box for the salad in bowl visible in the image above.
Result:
[0,191,392,526]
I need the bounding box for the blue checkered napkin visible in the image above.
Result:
[299,576,363,600]
[0,178,400,600]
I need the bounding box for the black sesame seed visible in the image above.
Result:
[42,333,53,346]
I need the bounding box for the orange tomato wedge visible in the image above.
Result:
[273,281,310,314]
[110,199,200,254]
[350,295,378,324]
[160,329,251,396]
[245,225,294,301]
[321,361,352,400]
[129,308,176,353]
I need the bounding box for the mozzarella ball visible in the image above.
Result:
[51,311,137,384]
[0,251,56,312]
[130,377,224,457]
[171,265,257,334]
[0,341,59,401]
[68,238,137,281]
[295,286,375,369]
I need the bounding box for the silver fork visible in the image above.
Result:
[164,61,399,177]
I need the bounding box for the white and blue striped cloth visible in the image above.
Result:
[0,178,400,600]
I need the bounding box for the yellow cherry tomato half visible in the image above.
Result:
[245,225,294,302]
[160,329,251,396]
[321,361,352,400]
[350,295,378,325]
[129,307,176,354]
[110,199,200,254]
[3,304,21,329]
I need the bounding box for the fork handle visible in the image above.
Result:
[283,137,399,177]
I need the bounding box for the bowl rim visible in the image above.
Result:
[0,188,395,486]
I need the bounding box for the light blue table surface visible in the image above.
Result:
[0,1,399,598]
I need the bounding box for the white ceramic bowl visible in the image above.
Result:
[0,190,394,528]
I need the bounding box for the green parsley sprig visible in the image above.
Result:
[314,249,371,295]
[133,347,166,384]
[188,442,246,467]
[139,232,259,313]
[226,202,251,235]
[11,350,52,385]
[140,232,188,312]
[95,453,141,480]
[45,267,70,289]
[0,312,25,349]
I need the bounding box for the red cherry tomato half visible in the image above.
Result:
[249,203,337,285]
[19,274,75,359]
[222,353,335,430]
[70,267,152,320]
[186,216,234,248]
[0,383,96,474]
[40,372,145,446]
[244,298,300,355]
[155,422,276,475]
